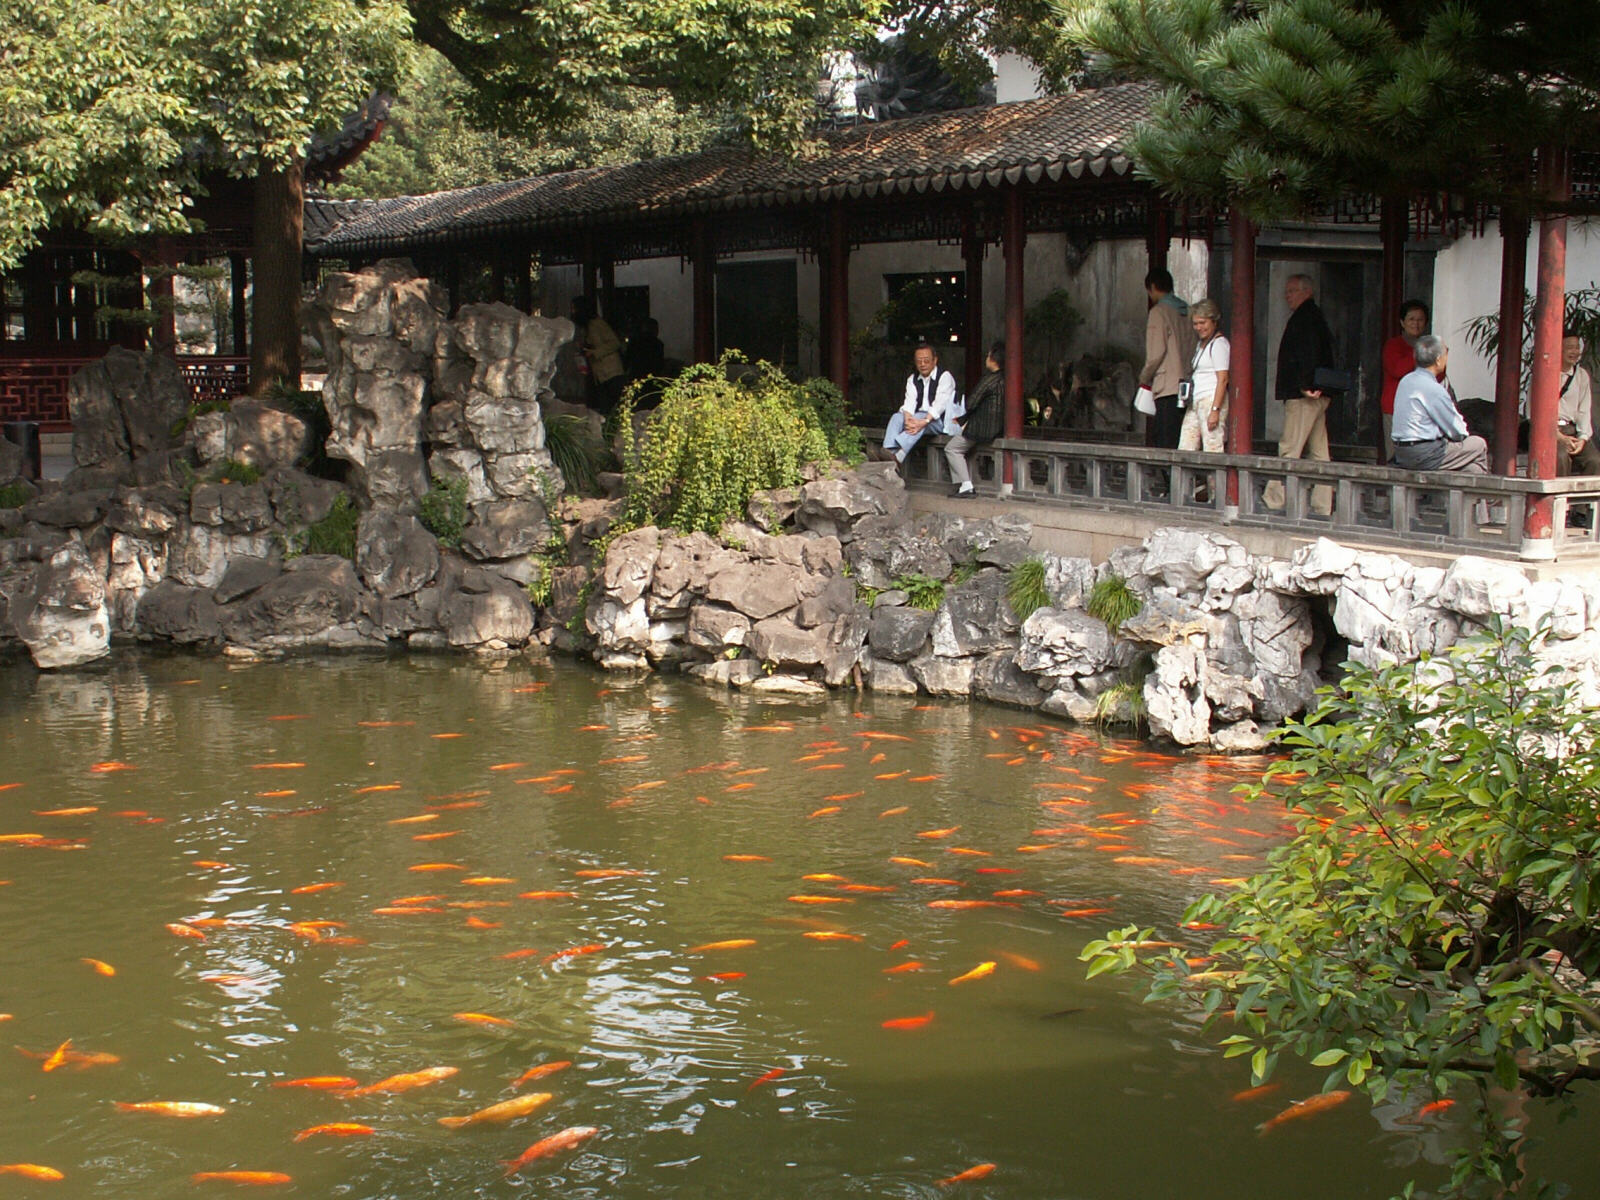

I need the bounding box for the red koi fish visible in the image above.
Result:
[503,1126,600,1175]
[293,1123,374,1141]
[273,1076,359,1090]
[453,1012,514,1029]
[938,1163,996,1186]
[338,1066,457,1097]
[881,1011,935,1030]
[511,1061,572,1089]
[747,1068,785,1092]
[189,1171,291,1185]
[927,900,1018,911]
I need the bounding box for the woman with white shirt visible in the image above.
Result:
[1178,298,1230,453]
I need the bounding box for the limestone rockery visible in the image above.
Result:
[5,259,1599,750]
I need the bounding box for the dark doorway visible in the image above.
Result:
[716,259,799,367]
[605,285,651,343]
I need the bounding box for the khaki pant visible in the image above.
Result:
[1263,393,1332,514]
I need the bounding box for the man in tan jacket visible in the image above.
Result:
[1139,268,1196,449]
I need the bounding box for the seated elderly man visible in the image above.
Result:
[871,342,958,465]
[1391,335,1488,474]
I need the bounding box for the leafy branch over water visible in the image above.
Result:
[1083,624,1600,1199]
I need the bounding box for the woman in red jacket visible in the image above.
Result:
[1380,300,1429,461]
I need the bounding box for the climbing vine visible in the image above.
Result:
[616,354,860,535]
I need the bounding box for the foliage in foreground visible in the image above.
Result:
[616,355,859,536]
[1083,626,1600,1198]
[1006,557,1050,622]
[418,475,468,549]
[1086,574,1141,633]
[297,493,360,560]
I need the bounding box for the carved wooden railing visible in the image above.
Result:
[0,354,250,426]
[880,431,1600,561]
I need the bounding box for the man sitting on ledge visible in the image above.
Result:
[870,342,957,465]
[1391,334,1488,475]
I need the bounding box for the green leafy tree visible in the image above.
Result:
[0,0,412,387]
[1070,0,1600,221]
[330,48,719,198]
[1083,625,1600,1198]
[406,0,887,149]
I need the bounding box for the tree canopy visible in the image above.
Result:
[1084,625,1600,1198]
[1070,0,1600,221]
[0,0,411,271]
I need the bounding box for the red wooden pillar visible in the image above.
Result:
[963,205,985,395]
[1522,146,1569,558]
[692,219,715,364]
[1226,209,1256,514]
[1002,187,1026,488]
[1492,212,1529,476]
[825,203,850,399]
[1378,197,1407,464]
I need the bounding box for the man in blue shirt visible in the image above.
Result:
[1391,335,1488,474]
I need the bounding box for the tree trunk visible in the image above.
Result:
[250,157,304,395]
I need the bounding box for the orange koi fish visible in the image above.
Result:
[1417,1098,1456,1118]
[464,916,500,930]
[251,763,305,770]
[339,1066,458,1097]
[189,1172,291,1185]
[807,806,841,818]
[114,1101,226,1117]
[839,884,896,894]
[1258,1090,1353,1134]
[461,876,515,886]
[372,906,444,916]
[41,1040,73,1072]
[803,931,863,943]
[927,900,1018,911]
[290,882,342,894]
[573,869,644,879]
[879,806,909,817]
[722,855,771,863]
[489,762,529,771]
[273,1077,359,1090]
[499,949,541,960]
[908,774,940,783]
[414,831,459,842]
[704,972,746,982]
[787,895,852,905]
[430,733,465,739]
[1054,907,1112,918]
[999,952,1041,971]
[1231,1083,1281,1103]
[518,890,578,901]
[916,827,960,839]
[89,761,136,773]
[948,962,997,985]
[857,732,913,742]
[409,863,465,872]
[689,939,757,952]
[747,1068,785,1091]
[875,771,907,780]
[598,755,647,765]
[503,1126,600,1175]
[881,1011,935,1030]
[0,1164,64,1180]
[353,784,401,795]
[293,1123,374,1142]
[389,814,438,825]
[991,889,1040,899]
[890,856,931,867]
[255,790,296,798]
[910,878,964,887]
[165,923,207,941]
[882,961,925,974]
[801,873,848,883]
[438,1091,553,1129]
[453,1013,515,1029]
[545,943,606,962]
[511,1061,572,1089]
[937,1163,997,1187]
[36,806,97,817]
[17,1046,119,1070]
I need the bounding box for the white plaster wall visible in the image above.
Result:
[1432,216,1600,402]
[992,53,1044,104]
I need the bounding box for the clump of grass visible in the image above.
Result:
[1087,574,1142,633]
[895,573,946,611]
[211,459,262,486]
[418,475,469,548]
[301,493,360,559]
[544,413,608,495]
[0,481,32,509]
[1094,681,1148,728]
[1006,557,1050,621]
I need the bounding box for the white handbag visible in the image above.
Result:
[1133,386,1156,416]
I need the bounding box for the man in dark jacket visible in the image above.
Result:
[1269,273,1335,513]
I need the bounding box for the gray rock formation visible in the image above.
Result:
[9,542,110,668]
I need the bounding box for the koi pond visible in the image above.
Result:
[0,654,1588,1196]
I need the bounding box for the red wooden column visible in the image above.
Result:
[1522,146,1569,558]
[1225,209,1257,515]
[1492,212,1530,476]
[825,203,850,399]
[692,219,715,364]
[1378,197,1407,463]
[962,205,985,395]
[1001,187,1026,488]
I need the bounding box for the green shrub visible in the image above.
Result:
[1087,574,1142,633]
[1093,680,1147,728]
[1006,557,1050,621]
[301,493,360,559]
[895,573,946,611]
[616,354,860,535]
[210,459,262,486]
[525,558,554,608]
[543,413,607,496]
[418,475,469,548]
[270,384,333,476]
[0,481,32,509]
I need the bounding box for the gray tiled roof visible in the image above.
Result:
[308,82,1156,254]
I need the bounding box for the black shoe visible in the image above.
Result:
[953,486,977,499]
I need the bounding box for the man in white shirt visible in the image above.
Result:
[1557,332,1600,476]
[872,343,957,464]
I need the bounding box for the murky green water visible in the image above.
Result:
[0,654,1586,1197]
